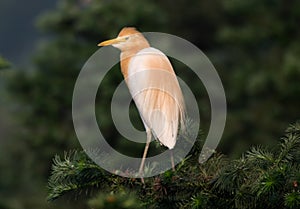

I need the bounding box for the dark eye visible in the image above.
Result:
[125,36,130,40]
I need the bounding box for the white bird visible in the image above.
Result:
[98,27,185,178]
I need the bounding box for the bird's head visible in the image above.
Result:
[98,27,149,51]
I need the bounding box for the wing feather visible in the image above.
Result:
[127,47,185,149]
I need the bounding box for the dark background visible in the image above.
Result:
[0,0,299,208]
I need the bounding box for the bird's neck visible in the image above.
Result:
[120,54,131,79]
[120,43,150,79]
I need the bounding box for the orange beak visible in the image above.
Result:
[98,37,126,46]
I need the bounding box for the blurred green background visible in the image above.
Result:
[0,0,299,208]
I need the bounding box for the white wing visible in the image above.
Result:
[127,47,185,149]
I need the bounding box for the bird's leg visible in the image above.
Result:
[170,149,175,171]
[139,128,151,183]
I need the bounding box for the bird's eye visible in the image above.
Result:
[125,36,130,40]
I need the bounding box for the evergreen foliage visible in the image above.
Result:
[0,56,10,70]
[48,122,300,208]
[1,0,300,208]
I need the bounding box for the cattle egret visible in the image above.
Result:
[98,27,185,179]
